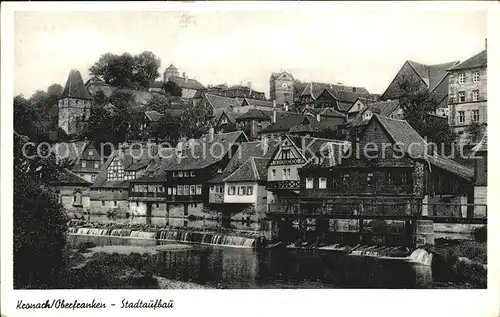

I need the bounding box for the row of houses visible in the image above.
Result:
[50,111,487,222]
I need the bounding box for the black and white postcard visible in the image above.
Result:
[1,2,498,317]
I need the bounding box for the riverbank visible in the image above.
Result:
[432,238,487,288]
[62,242,212,289]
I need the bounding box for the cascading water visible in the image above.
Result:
[157,230,255,248]
[68,226,256,248]
[407,248,433,266]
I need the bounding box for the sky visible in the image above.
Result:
[14,9,487,98]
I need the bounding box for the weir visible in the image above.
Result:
[68,226,257,248]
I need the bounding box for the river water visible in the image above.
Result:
[67,233,439,289]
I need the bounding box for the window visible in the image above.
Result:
[210,185,215,192]
[306,178,314,189]
[178,172,183,178]
[458,92,466,102]
[239,186,246,195]
[190,185,196,195]
[136,201,139,207]
[472,90,479,101]
[367,173,374,187]
[94,161,99,169]
[401,173,408,185]
[173,171,177,177]
[107,158,124,180]
[229,186,236,195]
[281,149,291,159]
[196,185,202,195]
[319,177,327,189]
[217,168,223,173]
[458,111,465,124]
[81,160,86,168]
[449,94,455,103]
[190,171,195,177]
[218,186,224,194]
[101,201,105,206]
[184,171,189,177]
[459,73,466,84]
[272,169,276,177]
[473,71,480,83]
[114,200,117,206]
[247,186,253,195]
[184,185,190,195]
[156,203,159,208]
[73,191,82,206]
[386,171,393,185]
[88,150,93,156]
[91,174,96,181]
[177,185,183,195]
[472,110,480,122]
[119,189,123,193]
[167,187,172,195]
[172,187,177,195]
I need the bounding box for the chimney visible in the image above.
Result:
[209,127,215,142]
[316,113,321,122]
[183,72,187,82]
[485,38,487,50]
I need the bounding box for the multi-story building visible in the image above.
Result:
[162,64,205,98]
[208,140,279,222]
[270,71,294,106]
[297,82,372,111]
[447,49,487,146]
[51,139,102,183]
[298,115,474,218]
[58,70,93,136]
[266,135,348,213]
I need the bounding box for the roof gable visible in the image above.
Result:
[448,50,487,71]
[60,70,92,100]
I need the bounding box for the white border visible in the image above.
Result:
[2,2,499,317]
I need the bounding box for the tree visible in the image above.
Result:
[89,51,161,89]
[398,79,457,154]
[14,132,69,288]
[180,103,215,139]
[467,121,485,144]
[144,94,169,113]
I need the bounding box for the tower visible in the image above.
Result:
[163,64,180,82]
[270,71,294,105]
[58,69,93,136]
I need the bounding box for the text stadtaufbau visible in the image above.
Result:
[16,299,175,310]
[121,299,174,309]
[16,299,106,309]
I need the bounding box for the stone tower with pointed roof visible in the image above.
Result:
[58,69,93,136]
[163,64,180,82]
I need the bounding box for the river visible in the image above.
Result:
[67,233,441,289]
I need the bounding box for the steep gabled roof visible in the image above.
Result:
[448,50,487,71]
[48,168,92,186]
[168,76,205,90]
[407,60,459,91]
[60,69,92,100]
[243,98,274,108]
[223,140,279,173]
[214,109,237,125]
[224,157,269,183]
[301,82,370,100]
[427,155,474,180]
[270,71,294,80]
[350,100,400,127]
[260,112,306,133]
[372,114,427,158]
[51,140,91,163]
[235,108,271,121]
[204,94,241,109]
[164,131,247,171]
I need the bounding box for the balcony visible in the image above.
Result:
[270,158,304,166]
[267,180,300,190]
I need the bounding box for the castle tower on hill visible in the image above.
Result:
[58,69,93,136]
[163,64,180,82]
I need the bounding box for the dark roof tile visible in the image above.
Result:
[60,70,92,100]
[448,50,487,71]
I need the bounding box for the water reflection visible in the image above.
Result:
[68,235,433,289]
[86,215,260,231]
